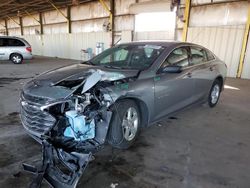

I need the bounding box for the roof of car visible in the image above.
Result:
[119,41,196,48]
[0,36,26,41]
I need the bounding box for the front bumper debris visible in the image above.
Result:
[23,141,92,188]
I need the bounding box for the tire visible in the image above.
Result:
[107,99,141,149]
[208,79,222,107]
[10,53,23,64]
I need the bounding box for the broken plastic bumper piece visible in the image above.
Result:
[23,140,92,188]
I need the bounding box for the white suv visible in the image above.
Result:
[0,36,32,64]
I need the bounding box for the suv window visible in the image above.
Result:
[206,49,215,61]
[7,39,25,46]
[0,38,3,47]
[0,38,8,46]
[160,47,189,69]
[190,47,207,65]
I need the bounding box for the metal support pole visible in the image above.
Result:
[110,0,115,46]
[182,0,191,42]
[98,0,112,27]
[19,17,24,36]
[237,4,250,78]
[39,12,43,35]
[4,19,8,36]
[67,6,71,34]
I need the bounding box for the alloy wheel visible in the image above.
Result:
[122,107,139,141]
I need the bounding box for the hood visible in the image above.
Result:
[23,64,139,101]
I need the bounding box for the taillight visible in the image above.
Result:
[26,47,32,53]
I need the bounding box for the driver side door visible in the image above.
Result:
[154,46,196,120]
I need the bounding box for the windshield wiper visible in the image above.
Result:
[103,65,124,69]
[81,60,94,65]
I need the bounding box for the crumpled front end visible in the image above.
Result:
[20,67,137,188]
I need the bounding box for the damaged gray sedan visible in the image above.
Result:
[20,42,227,187]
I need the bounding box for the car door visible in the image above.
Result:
[154,46,196,121]
[189,46,217,101]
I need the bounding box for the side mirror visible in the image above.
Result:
[160,65,182,73]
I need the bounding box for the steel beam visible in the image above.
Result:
[5,19,8,36]
[47,0,67,19]
[110,0,115,46]
[25,10,40,24]
[98,0,113,28]
[47,0,71,33]
[39,12,43,35]
[182,0,191,42]
[0,20,8,36]
[67,6,71,34]
[19,17,24,35]
[7,15,21,26]
[237,4,250,78]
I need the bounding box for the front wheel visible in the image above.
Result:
[10,53,23,64]
[208,79,222,107]
[107,99,141,149]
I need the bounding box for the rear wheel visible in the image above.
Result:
[10,53,23,64]
[107,99,141,149]
[208,79,222,107]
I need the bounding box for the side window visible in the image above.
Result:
[190,47,207,65]
[7,39,25,47]
[206,49,215,61]
[0,39,3,47]
[160,47,189,70]
[0,39,8,46]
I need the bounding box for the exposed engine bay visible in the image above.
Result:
[20,68,137,188]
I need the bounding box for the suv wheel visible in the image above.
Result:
[10,53,23,64]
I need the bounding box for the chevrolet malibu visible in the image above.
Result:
[20,42,227,187]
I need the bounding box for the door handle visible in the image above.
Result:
[209,66,214,71]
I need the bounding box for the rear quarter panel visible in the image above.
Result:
[9,47,32,60]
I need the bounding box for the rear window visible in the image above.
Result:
[190,47,207,65]
[206,49,215,61]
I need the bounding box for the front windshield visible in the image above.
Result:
[89,44,165,70]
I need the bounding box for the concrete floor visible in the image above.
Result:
[0,57,250,188]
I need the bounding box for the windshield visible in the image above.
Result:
[88,44,165,70]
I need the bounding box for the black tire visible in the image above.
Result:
[107,99,141,149]
[208,79,222,107]
[10,53,23,64]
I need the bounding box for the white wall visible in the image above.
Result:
[242,32,250,79]
[187,26,245,77]
[187,1,249,78]
[23,32,111,60]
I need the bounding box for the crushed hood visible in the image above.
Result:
[23,64,139,100]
